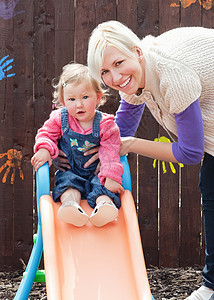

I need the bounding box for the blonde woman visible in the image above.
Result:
[87,20,214,300]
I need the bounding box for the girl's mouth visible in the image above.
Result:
[77,111,85,115]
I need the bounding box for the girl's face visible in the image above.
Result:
[62,81,102,129]
[101,46,145,95]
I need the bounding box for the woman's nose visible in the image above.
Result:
[111,70,122,84]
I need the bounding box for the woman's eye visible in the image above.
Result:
[83,95,88,99]
[101,70,108,76]
[116,60,123,66]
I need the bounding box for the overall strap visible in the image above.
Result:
[92,110,102,138]
[61,107,70,134]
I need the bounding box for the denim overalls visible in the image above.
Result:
[52,107,121,209]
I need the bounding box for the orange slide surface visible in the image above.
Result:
[40,191,152,300]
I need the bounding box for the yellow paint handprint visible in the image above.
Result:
[0,149,24,184]
[153,136,184,174]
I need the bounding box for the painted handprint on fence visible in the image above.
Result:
[170,0,213,10]
[153,136,184,174]
[0,55,15,81]
[0,0,24,20]
[0,149,24,184]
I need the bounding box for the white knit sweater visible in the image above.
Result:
[120,27,214,156]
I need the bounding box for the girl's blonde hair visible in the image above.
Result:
[52,63,108,108]
[87,20,142,83]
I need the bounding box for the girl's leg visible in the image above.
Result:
[60,187,81,205]
[89,195,118,227]
[58,187,89,227]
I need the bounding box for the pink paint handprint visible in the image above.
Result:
[0,0,24,20]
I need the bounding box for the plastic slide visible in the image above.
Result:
[40,191,152,300]
[15,156,154,300]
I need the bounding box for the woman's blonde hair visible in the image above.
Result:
[87,20,142,83]
[52,63,108,108]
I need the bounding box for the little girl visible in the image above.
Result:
[31,63,124,227]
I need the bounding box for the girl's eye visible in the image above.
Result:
[69,98,75,102]
[83,95,88,99]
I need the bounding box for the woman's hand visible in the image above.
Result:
[120,136,135,156]
[53,148,101,174]
[31,148,52,171]
[104,177,124,194]
[84,146,100,174]
[52,150,71,172]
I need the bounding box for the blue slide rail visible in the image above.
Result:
[14,163,50,300]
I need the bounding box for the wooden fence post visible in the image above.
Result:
[0,0,34,270]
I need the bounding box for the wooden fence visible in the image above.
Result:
[0,0,213,270]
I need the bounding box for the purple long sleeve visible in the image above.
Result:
[115,99,145,137]
[172,99,204,164]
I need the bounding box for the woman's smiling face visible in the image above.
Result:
[101,46,145,95]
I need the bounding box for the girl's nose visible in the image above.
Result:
[76,98,83,107]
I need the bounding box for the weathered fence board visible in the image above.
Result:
[55,0,75,75]
[135,0,160,267]
[0,16,15,261]
[0,0,34,269]
[0,0,213,270]
[75,0,96,64]
[158,0,180,268]
[180,164,202,266]
[179,0,204,267]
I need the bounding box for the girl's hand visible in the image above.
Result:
[53,150,71,172]
[120,136,135,156]
[31,148,52,171]
[104,177,124,194]
[84,146,100,174]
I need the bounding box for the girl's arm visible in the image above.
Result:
[98,117,124,187]
[31,148,52,171]
[121,100,204,164]
[34,110,62,159]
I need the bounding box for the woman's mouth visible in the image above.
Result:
[118,77,131,88]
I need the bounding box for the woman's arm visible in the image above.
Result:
[52,149,71,171]
[115,99,145,137]
[84,99,145,168]
[172,99,204,164]
[120,136,177,162]
[121,100,204,164]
